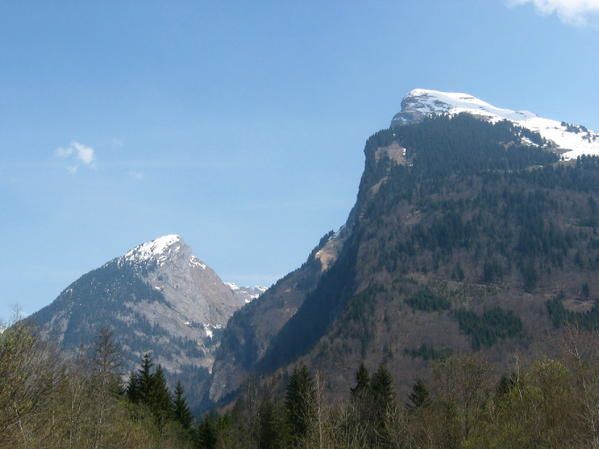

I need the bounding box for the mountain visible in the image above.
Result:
[29,234,250,410]
[209,232,337,402]
[392,89,599,160]
[225,283,268,304]
[208,89,599,406]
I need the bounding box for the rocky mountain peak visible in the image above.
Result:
[29,233,250,411]
[120,234,196,267]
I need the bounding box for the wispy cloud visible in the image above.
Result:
[55,141,96,173]
[111,138,124,148]
[127,170,144,181]
[509,0,599,25]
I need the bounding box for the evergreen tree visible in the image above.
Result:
[172,381,193,430]
[150,365,173,430]
[137,352,154,404]
[197,413,218,449]
[370,364,395,415]
[496,373,518,397]
[285,365,316,444]
[407,378,430,410]
[350,362,370,398]
[125,370,140,403]
[258,398,285,449]
[369,365,396,448]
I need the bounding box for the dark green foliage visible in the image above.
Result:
[124,353,194,435]
[546,295,599,331]
[405,288,451,312]
[407,378,430,410]
[285,365,316,443]
[173,381,193,430]
[351,362,370,398]
[348,363,397,448]
[454,307,523,349]
[151,365,173,428]
[367,365,396,448]
[496,372,518,397]
[125,370,140,402]
[196,413,218,449]
[370,364,395,418]
[404,344,452,361]
[396,114,556,176]
[137,352,155,404]
[258,399,287,449]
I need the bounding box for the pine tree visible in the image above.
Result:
[370,364,395,414]
[126,370,140,403]
[369,364,396,448]
[137,353,154,405]
[407,378,429,410]
[350,362,373,432]
[172,381,193,430]
[150,365,173,430]
[351,362,370,398]
[197,413,218,449]
[258,398,285,449]
[285,365,316,444]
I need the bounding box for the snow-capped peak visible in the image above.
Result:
[391,88,599,160]
[122,234,183,265]
[226,283,268,304]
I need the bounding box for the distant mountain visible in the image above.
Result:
[29,234,253,411]
[208,89,599,407]
[225,283,268,304]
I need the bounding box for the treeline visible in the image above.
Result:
[198,329,599,449]
[0,322,195,449]
[2,320,599,448]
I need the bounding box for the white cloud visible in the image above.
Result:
[55,141,96,173]
[509,0,599,25]
[71,142,95,165]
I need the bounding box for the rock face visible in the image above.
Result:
[29,234,246,410]
[207,89,599,408]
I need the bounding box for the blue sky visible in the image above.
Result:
[1,0,598,321]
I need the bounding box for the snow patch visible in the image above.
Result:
[392,88,599,160]
[225,282,240,291]
[122,234,182,266]
[189,256,207,270]
[203,323,222,339]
